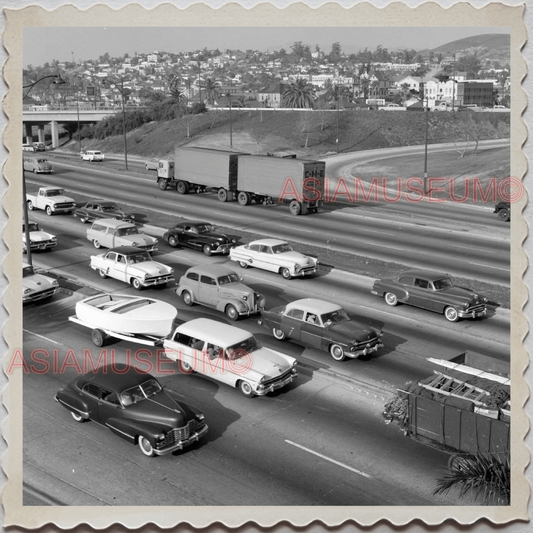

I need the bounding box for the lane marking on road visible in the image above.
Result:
[285,439,371,478]
[466,262,511,272]
[23,330,62,345]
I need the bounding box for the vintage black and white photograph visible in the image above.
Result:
[1,1,529,529]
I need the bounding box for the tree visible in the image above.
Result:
[283,79,314,108]
[359,76,371,100]
[202,77,220,105]
[456,54,482,78]
[329,42,342,64]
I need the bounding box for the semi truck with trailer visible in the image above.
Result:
[156,147,325,216]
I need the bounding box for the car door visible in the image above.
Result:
[110,252,129,282]
[408,277,434,310]
[198,275,217,306]
[257,245,279,272]
[97,387,124,425]
[183,225,201,250]
[80,383,101,420]
[204,343,230,385]
[300,311,323,349]
[244,243,262,267]
[280,308,303,340]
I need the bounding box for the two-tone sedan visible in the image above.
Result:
[371,269,488,322]
[163,220,236,256]
[23,222,57,254]
[55,364,208,457]
[74,201,136,224]
[90,246,174,290]
[259,298,383,361]
[23,263,59,303]
[229,238,318,280]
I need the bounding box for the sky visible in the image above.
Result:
[23,26,510,67]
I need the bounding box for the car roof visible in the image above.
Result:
[87,201,117,207]
[285,298,342,314]
[248,238,288,247]
[174,220,210,227]
[185,264,238,277]
[81,364,154,390]
[177,318,252,346]
[93,218,134,228]
[108,246,150,254]
[398,269,450,281]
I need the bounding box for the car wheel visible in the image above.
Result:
[168,235,179,248]
[91,328,107,347]
[158,179,167,191]
[176,181,189,195]
[98,268,107,279]
[218,188,228,202]
[273,328,286,340]
[444,306,459,322]
[71,411,85,423]
[46,206,53,216]
[239,380,255,398]
[384,292,398,306]
[182,290,193,306]
[498,208,510,222]
[179,359,193,372]
[330,343,346,361]
[225,304,239,321]
[93,240,101,249]
[33,169,38,173]
[138,435,155,457]
[131,278,143,291]
[27,201,34,211]
[202,244,212,256]
[289,200,302,216]
[280,267,292,280]
[238,261,248,269]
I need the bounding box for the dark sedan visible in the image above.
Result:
[163,220,237,256]
[74,201,136,224]
[371,269,488,322]
[55,364,208,457]
[259,298,383,361]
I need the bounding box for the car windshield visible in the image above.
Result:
[101,205,118,212]
[116,227,139,236]
[196,224,214,233]
[120,379,162,405]
[226,336,261,359]
[126,252,151,264]
[217,273,240,285]
[321,308,350,325]
[433,278,453,290]
[271,243,293,254]
[27,223,40,232]
[23,266,34,277]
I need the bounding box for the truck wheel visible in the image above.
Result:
[176,181,189,195]
[384,292,398,306]
[131,278,143,291]
[237,191,251,206]
[168,235,179,247]
[138,436,155,457]
[273,328,286,340]
[46,206,53,216]
[444,306,459,322]
[239,380,255,398]
[93,240,102,249]
[498,208,510,222]
[27,201,34,211]
[98,268,107,279]
[225,304,239,321]
[218,189,228,202]
[330,344,346,361]
[91,329,107,347]
[289,200,302,216]
[202,244,212,256]
[280,267,292,280]
[71,411,86,423]
[158,180,167,191]
[181,290,193,306]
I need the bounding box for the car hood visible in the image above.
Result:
[202,231,232,243]
[25,230,54,242]
[52,195,75,203]
[233,347,294,379]
[23,273,55,291]
[326,320,380,343]
[440,286,485,304]
[128,262,172,276]
[119,234,157,246]
[220,282,254,298]
[125,391,194,428]
[278,251,314,264]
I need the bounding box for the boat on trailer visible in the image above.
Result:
[74,294,178,338]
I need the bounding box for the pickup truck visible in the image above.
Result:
[26,187,76,216]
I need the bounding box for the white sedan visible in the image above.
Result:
[163,318,297,397]
[229,238,318,280]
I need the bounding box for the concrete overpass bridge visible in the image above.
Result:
[23,107,123,148]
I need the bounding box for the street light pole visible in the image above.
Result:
[228,79,233,148]
[104,77,129,170]
[335,85,340,151]
[423,96,429,195]
[452,53,456,113]
[76,90,81,154]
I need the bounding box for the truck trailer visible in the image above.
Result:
[156,147,325,216]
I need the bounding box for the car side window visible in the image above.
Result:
[186,272,199,281]
[260,246,272,254]
[200,275,216,286]
[286,308,305,320]
[399,276,415,286]
[82,383,100,398]
[414,278,429,289]
[101,388,120,405]
[249,244,261,252]
[106,252,117,262]
[116,255,124,264]
[305,312,319,325]
[92,223,105,232]
[206,344,223,360]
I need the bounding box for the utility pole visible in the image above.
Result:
[423,95,429,195]
[452,53,456,113]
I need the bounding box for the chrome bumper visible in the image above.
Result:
[458,307,487,319]
[155,424,209,455]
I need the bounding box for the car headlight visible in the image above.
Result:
[169,268,174,274]
[260,375,267,383]
[23,288,31,294]
[52,280,59,287]
[242,295,248,300]
[131,241,138,246]
[196,413,205,421]
[295,265,302,272]
[51,237,57,242]
[157,433,166,441]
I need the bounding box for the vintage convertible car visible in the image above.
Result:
[90,246,174,290]
[74,201,136,224]
[23,263,58,303]
[259,298,383,361]
[177,264,266,320]
[163,318,297,397]
[229,238,318,280]
[371,269,488,322]
[163,220,236,256]
[55,364,208,457]
[23,222,57,253]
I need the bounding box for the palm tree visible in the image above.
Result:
[202,77,220,105]
[433,453,510,505]
[283,79,314,108]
